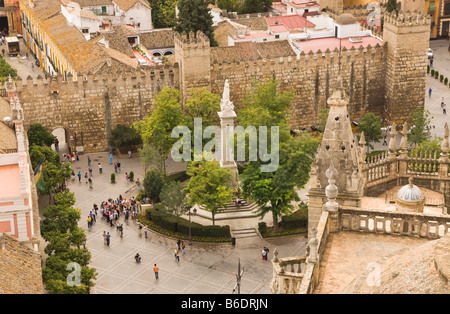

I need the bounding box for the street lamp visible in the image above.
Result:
[187,205,197,245]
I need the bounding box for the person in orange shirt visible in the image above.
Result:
[153,264,159,279]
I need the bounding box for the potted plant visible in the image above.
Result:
[440,74,444,82]
[129,171,134,182]
[111,173,116,183]
[431,69,435,77]
[427,65,430,73]
[435,70,439,79]
[445,77,449,85]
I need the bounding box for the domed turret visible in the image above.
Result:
[396,177,425,213]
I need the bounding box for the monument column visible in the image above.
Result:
[218,79,238,186]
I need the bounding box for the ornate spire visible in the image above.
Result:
[327,76,349,107]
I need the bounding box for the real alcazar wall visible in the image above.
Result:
[12,11,430,152]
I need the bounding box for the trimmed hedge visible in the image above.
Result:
[145,208,231,238]
[279,209,308,229]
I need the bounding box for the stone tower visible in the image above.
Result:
[174,30,211,102]
[318,0,343,13]
[307,77,364,235]
[382,10,431,125]
[397,0,426,13]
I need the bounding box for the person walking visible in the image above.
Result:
[181,241,185,255]
[89,165,93,177]
[125,172,129,184]
[78,171,82,183]
[264,247,270,261]
[87,215,92,228]
[98,163,103,174]
[174,248,180,261]
[103,231,107,245]
[135,253,141,263]
[88,177,93,189]
[429,87,432,98]
[444,103,447,115]
[128,150,132,159]
[87,156,91,166]
[177,238,181,250]
[105,232,111,246]
[114,162,118,173]
[153,264,159,279]
[84,172,88,184]
[109,153,113,165]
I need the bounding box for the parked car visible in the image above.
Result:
[428,48,434,59]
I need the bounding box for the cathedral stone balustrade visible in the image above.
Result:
[340,206,450,238]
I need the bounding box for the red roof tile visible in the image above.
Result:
[266,15,315,30]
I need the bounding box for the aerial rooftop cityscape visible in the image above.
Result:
[0,0,449,301]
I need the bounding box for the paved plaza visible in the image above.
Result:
[55,152,307,294]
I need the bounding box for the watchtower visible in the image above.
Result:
[174,30,211,103]
[382,10,431,125]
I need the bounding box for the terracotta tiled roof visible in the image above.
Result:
[101,25,135,58]
[139,29,174,49]
[266,15,315,30]
[211,40,296,62]
[231,17,269,31]
[0,234,44,294]
[71,0,113,7]
[112,0,150,12]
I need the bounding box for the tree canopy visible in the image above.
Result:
[356,112,383,151]
[173,0,218,46]
[27,123,56,147]
[184,159,234,225]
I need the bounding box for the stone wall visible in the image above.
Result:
[210,44,387,129]
[15,65,179,152]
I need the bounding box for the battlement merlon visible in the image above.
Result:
[173,30,211,50]
[383,11,431,28]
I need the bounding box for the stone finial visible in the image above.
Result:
[273,248,279,262]
[307,227,319,263]
[325,161,338,212]
[400,121,408,151]
[388,123,397,154]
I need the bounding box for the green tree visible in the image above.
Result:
[109,124,142,150]
[184,160,234,225]
[184,87,221,129]
[29,144,71,204]
[143,169,166,207]
[317,108,329,133]
[0,55,17,82]
[407,107,432,147]
[356,112,383,151]
[138,143,165,174]
[241,133,319,230]
[159,180,187,231]
[173,0,218,47]
[40,191,96,294]
[240,0,273,14]
[386,0,399,14]
[238,78,319,230]
[27,123,56,147]
[217,0,241,12]
[135,87,184,174]
[148,0,177,28]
